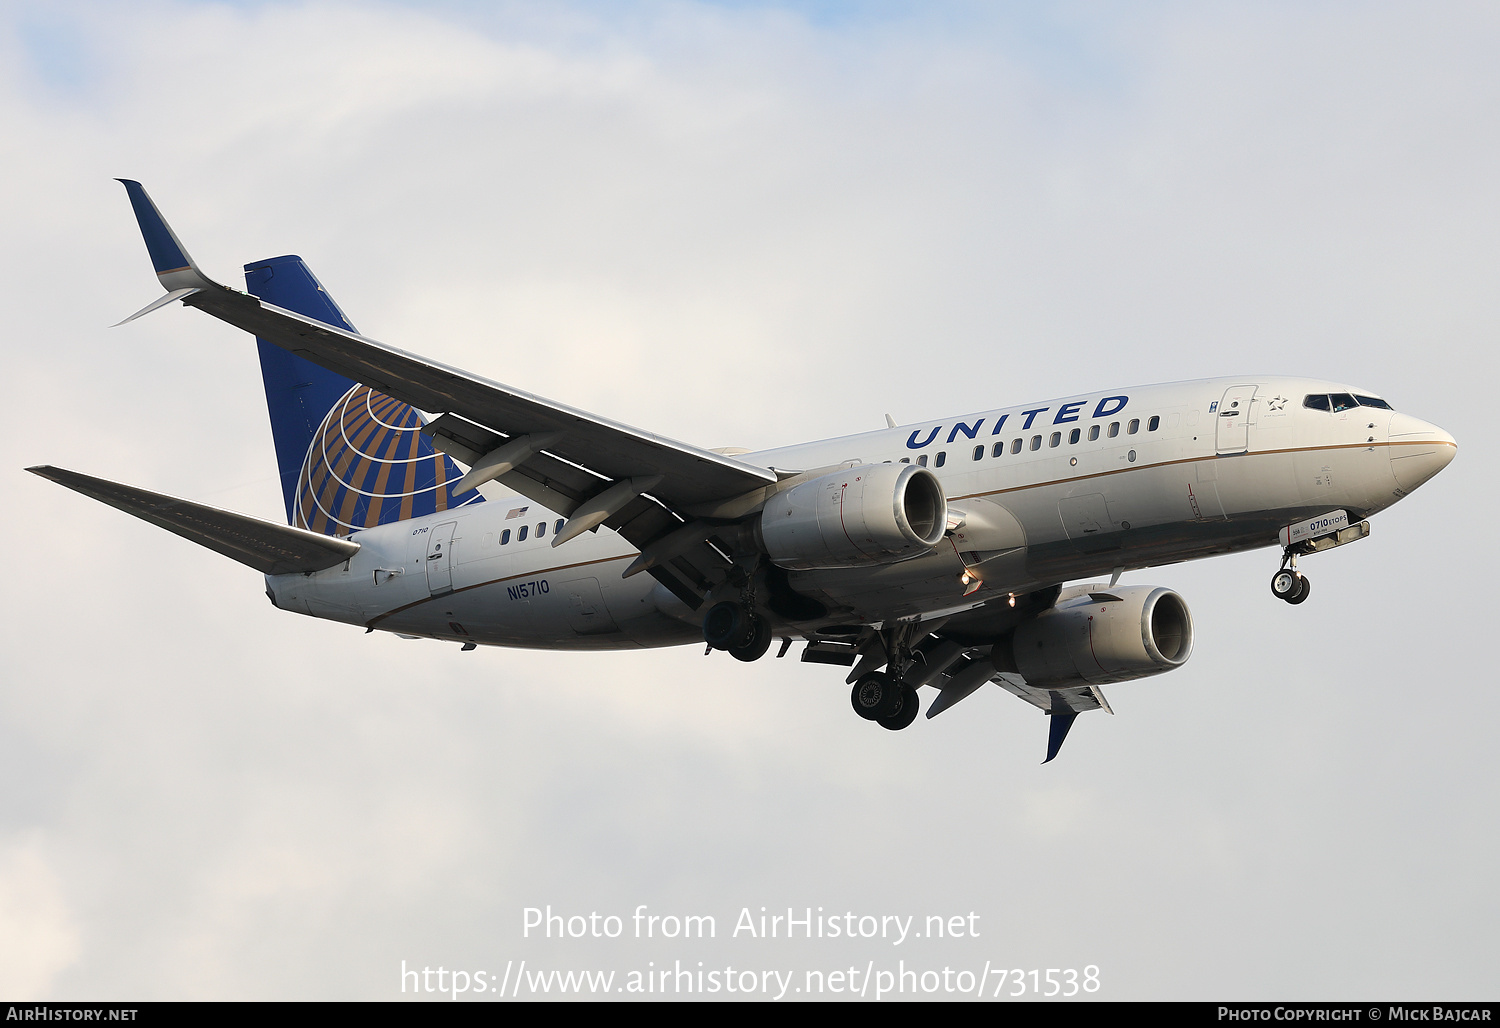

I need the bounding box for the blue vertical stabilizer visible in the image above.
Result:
[244,256,482,535]
[245,257,359,522]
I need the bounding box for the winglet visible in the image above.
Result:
[116,179,221,293]
[1043,712,1078,763]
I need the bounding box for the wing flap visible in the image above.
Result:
[991,673,1108,715]
[28,466,359,576]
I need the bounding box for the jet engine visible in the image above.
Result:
[756,463,947,571]
[996,584,1194,688]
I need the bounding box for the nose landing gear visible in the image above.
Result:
[1270,512,1374,606]
[1270,558,1312,605]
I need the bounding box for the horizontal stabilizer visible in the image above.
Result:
[27,466,359,575]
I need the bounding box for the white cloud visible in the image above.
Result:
[0,835,82,996]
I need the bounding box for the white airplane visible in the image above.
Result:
[28,181,1458,761]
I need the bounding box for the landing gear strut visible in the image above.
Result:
[1270,555,1311,605]
[847,624,925,731]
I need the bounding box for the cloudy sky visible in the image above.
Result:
[1,0,1496,1001]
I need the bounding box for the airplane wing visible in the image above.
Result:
[116,180,780,607]
[989,672,1113,717]
[955,663,1112,764]
[27,465,360,576]
[858,629,1111,763]
[798,608,1110,762]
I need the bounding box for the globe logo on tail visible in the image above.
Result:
[295,384,483,537]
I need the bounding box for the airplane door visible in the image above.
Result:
[1214,384,1258,454]
[424,521,458,596]
[1058,494,1119,553]
[565,578,620,635]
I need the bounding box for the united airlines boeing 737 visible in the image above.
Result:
[27,181,1458,761]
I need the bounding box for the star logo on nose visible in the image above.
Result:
[1268,395,1288,411]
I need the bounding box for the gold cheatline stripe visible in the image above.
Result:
[365,553,636,628]
[949,439,1454,503]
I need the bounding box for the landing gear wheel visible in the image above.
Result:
[1286,574,1312,605]
[851,672,903,721]
[1271,569,1300,601]
[729,617,772,662]
[702,601,754,651]
[877,685,921,731]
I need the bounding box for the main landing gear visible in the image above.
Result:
[1270,559,1311,605]
[850,672,920,731]
[702,600,772,662]
[843,621,926,731]
[701,598,925,731]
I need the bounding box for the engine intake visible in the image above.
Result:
[758,463,946,571]
[1001,585,1194,688]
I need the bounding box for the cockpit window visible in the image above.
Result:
[1355,395,1393,410]
[1329,393,1357,412]
[1303,394,1330,411]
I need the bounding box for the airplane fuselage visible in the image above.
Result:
[265,375,1456,648]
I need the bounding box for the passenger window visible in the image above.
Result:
[1303,394,1330,411]
[917,455,928,467]
[1355,395,1393,410]
[1108,422,1120,438]
[555,519,565,534]
[501,529,511,545]
[973,445,984,461]
[1128,419,1140,434]
[1330,393,1357,412]
[536,521,546,538]
[935,451,946,467]
[1069,428,1081,444]
[1148,415,1160,432]
[1049,432,1060,447]
[1029,435,1041,451]
[518,525,529,541]
[992,442,1004,458]
[900,457,910,463]
[1088,424,1100,441]
[1010,438,1022,454]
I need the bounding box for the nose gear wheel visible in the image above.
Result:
[1271,554,1311,605]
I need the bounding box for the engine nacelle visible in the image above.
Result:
[1003,585,1194,688]
[757,463,947,571]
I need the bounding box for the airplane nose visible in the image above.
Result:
[1388,414,1457,493]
